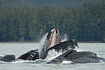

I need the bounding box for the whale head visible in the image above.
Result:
[46,28,61,49]
[40,28,61,58]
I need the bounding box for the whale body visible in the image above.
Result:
[47,50,100,64]
[0,55,15,62]
[17,49,39,60]
[41,39,78,59]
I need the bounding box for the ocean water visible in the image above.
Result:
[0,43,105,70]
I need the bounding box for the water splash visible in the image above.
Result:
[62,60,72,64]
[38,33,69,61]
[38,33,48,57]
[61,34,68,42]
[45,49,63,61]
[38,33,70,61]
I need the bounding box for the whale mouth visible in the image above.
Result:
[46,28,61,50]
[50,28,57,47]
[40,28,61,58]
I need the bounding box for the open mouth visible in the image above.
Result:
[46,28,61,50]
[50,28,57,47]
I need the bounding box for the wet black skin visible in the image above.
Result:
[17,49,39,60]
[47,50,100,64]
[0,55,15,62]
[41,39,78,59]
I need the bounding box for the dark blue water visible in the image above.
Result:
[0,43,105,70]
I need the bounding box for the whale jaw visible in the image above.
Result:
[46,28,61,50]
[40,28,61,58]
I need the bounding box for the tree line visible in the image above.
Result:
[0,0,104,8]
[0,2,105,42]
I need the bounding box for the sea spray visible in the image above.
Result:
[61,34,68,42]
[45,49,63,61]
[38,33,69,60]
[45,48,75,61]
[38,33,48,57]
[38,33,71,61]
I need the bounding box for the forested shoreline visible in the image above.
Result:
[0,0,104,8]
[0,2,105,42]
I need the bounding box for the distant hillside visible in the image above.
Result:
[0,0,104,8]
[0,2,105,42]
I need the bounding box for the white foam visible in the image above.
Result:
[62,60,72,64]
[0,55,4,57]
[45,49,63,61]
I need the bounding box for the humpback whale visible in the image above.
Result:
[0,55,15,62]
[17,28,62,60]
[41,39,78,59]
[17,49,39,60]
[40,28,61,58]
[47,50,100,64]
[14,28,78,61]
[0,28,100,63]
